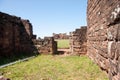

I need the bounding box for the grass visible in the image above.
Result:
[0,53,38,66]
[55,39,69,49]
[0,55,108,80]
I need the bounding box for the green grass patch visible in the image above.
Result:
[0,55,108,80]
[55,39,69,49]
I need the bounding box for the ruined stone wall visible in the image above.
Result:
[87,0,120,80]
[33,37,57,54]
[32,35,37,39]
[69,26,87,55]
[21,19,33,38]
[53,33,69,39]
[0,12,35,57]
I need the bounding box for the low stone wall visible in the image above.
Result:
[87,0,120,80]
[33,37,57,54]
[69,26,87,55]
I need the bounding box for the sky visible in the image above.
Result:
[0,0,87,38]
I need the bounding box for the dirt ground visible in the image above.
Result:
[57,48,70,56]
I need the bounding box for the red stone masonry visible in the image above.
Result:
[69,26,87,55]
[33,37,57,54]
[21,19,33,38]
[0,12,36,57]
[87,0,120,80]
[0,12,58,57]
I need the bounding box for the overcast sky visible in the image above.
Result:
[0,0,87,38]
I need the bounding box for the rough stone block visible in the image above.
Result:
[69,26,87,55]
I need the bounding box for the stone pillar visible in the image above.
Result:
[69,26,87,55]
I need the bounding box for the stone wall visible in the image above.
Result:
[21,19,33,38]
[0,12,36,57]
[69,26,87,55]
[32,35,37,39]
[33,37,57,54]
[53,33,69,39]
[87,0,120,80]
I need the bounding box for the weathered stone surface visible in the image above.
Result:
[21,19,33,38]
[69,26,87,55]
[87,0,120,80]
[53,33,69,39]
[33,37,57,54]
[0,12,57,58]
[0,12,36,57]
